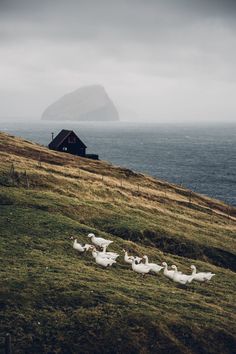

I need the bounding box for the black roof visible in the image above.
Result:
[49,129,87,149]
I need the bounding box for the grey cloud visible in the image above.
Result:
[0,0,236,121]
[1,0,236,42]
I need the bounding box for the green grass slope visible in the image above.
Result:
[0,132,236,354]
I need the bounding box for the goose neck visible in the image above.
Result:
[191,266,196,275]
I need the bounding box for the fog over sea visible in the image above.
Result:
[1,119,236,206]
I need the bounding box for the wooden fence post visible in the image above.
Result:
[25,170,30,189]
[5,333,12,354]
[189,191,192,204]
[227,206,231,220]
[209,204,213,222]
[9,163,15,177]
[38,153,42,167]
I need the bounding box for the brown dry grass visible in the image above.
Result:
[0,131,236,354]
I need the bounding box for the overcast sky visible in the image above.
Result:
[0,0,236,122]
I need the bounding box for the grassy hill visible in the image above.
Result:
[0,131,235,354]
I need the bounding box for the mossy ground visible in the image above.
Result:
[0,132,236,353]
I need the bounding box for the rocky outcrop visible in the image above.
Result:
[42,85,119,121]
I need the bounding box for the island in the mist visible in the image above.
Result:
[0,131,236,354]
[41,85,119,121]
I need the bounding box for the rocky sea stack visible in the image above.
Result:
[42,85,119,121]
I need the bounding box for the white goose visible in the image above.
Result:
[87,233,113,248]
[91,247,119,260]
[190,265,215,282]
[73,240,93,252]
[131,258,151,275]
[123,250,142,264]
[171,265,194,285]
[162,262,177,280]
[94,254,117,267]
[143,255,163,273]
[101,245,120,259]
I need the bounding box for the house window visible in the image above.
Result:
[68,136,76,144]
[62,147,68,151]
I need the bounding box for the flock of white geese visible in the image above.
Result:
[72,233,215,285]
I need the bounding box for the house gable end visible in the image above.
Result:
[49,130,87,150]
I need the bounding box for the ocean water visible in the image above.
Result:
[1,120,236,206]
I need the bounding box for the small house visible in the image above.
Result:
[49,129,87,157]
[48,129,99,160]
